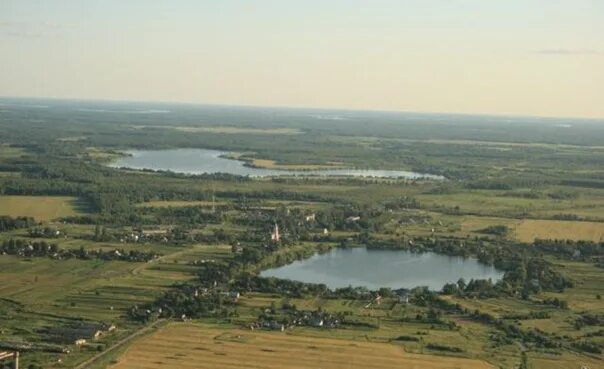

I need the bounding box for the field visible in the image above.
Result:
[135,200,222,208]
[512,219,604,242]
[132,125,303,135]
[0,195,88,221]
[248,159,345,170]
[0,144,27,159]
[109,323,495,369]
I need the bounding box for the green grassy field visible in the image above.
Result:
[0,195,89,221]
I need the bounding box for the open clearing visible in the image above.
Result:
[0,144,28,158]
[513,219,604,242]
[109,323,495,369]
[0,195,87,221]
[249,158,346,170]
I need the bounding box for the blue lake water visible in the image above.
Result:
[109,149,444,179]
[260,247,504,291]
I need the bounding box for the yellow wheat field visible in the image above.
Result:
[513,219,604,242]
[109,323,495,369]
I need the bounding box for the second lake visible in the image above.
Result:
[109,149,444,179]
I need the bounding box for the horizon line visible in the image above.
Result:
[1,94,603,122]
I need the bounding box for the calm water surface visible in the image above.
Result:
[260,247,503,291]
[110,149,443,179]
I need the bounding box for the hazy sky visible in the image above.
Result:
[1,0,603,118]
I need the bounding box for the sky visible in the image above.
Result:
[0,0,603,118]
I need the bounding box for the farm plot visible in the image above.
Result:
[512,219,604,242]
[109,323,495,369]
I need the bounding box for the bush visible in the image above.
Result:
[426,343,464,352]
[394,335,420,342]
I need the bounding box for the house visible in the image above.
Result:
[263,321,285,331]
[305,213,316,222]
[43,322,110,344]
[323,228,329,235]
[74,339,87,346]
[395,290,410,304]
[346,216,360,223]
[0,351,19,369]
[309,318,324,327]
[221,291,241,302]
[231,243,243,253]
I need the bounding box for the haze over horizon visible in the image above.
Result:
[1,0,603,119]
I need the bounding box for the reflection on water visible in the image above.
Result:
[260,247,504,291]
[110,149,444,179]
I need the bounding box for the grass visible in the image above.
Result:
[415,188,604,220]
[526,352,603,369]
[0,256,143,314]
[0,244,231,319]
[0,144,27,159]
[537,259,604,313]
[136,200,224,208]
[249,159,345,170]
[0,195,90,221]
[109,322,496,369]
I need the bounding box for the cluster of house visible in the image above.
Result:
[251,310,340,331]
[119,229,169,243]
[268,212,330,242]
[182,288,240,303]
[188,258,217,265]
[221,291,241,302]
[28,227,63,238]
[42,322,116,347]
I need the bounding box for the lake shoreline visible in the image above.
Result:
[260,245,504,291]
[107,148,445,179]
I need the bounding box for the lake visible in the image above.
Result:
[109,149,443,179]
[260,247,504,291]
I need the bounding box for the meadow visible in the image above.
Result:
[0,195,88,221]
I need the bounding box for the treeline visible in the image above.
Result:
[0,215,36,232]
[533,239,604,261]
[362,236,573,297]
[0,239,160,262]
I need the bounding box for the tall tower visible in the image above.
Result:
[271,223,280,242]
